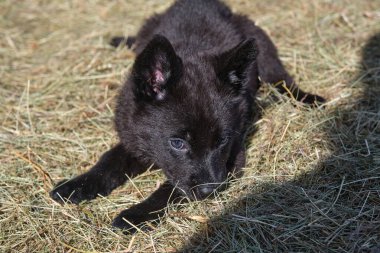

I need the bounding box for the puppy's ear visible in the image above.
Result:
[216,38,258,91]
[132,35,182,101]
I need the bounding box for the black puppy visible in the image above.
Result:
[50,0,324,232]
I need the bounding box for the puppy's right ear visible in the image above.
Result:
[215,38,258,92]
[132,35,182,101]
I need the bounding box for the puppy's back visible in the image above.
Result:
[133,0,244,57]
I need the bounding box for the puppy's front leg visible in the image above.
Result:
[112,181,183,233]
[50,143,149,204]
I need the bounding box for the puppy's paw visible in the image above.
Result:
[50,177,98,204]
[112,209,161,234]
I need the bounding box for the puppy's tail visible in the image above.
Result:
[109,36,136,48]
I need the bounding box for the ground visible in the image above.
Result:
[1,0,380,252]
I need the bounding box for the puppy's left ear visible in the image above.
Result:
[132,35,182,101]
[216,38,258,90]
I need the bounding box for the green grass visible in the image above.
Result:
[1,0,379,252]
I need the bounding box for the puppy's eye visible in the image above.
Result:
[169,138,186,151]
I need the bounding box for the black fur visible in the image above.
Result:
[50,0,325,233]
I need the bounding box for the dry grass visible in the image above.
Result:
[1,0,380,252]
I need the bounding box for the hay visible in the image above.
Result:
[1,0,379,252]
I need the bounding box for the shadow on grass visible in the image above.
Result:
[177,33,380,252]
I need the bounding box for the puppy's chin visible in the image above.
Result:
[172,179,229,201]
[174,187,210,201]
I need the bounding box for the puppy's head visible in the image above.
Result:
[116,35,258,200]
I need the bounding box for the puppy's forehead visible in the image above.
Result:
[177,61,222,103]
[184,112,222,150]
[172,95,227,146]
[182,57,216,82]
[166,57,233,139]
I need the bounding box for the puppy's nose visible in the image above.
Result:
[195,184,218,199]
